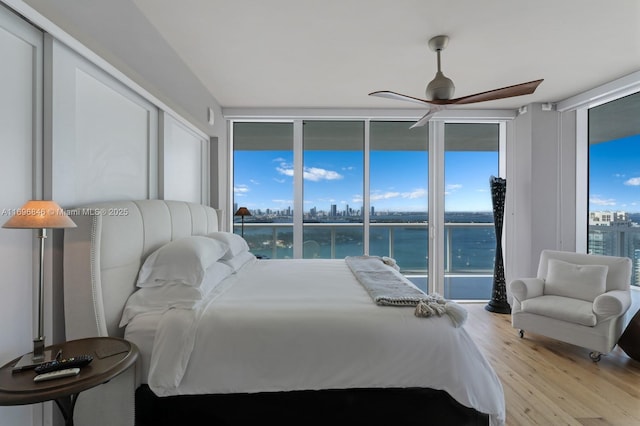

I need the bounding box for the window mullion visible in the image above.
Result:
[293,119,304,258]
[363,119,370,254]
[429,120,445,296]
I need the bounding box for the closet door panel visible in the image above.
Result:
[49,38,158,206]
[0,4,42,425]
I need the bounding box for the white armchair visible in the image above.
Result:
[510,249,632,362]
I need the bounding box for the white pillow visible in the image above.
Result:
[121,262,234,326]
[544,258,608,302]
[137,236,229,287]
[220,250,257,272]
[207,232,250,260]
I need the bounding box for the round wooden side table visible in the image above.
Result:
[0,337,138,426]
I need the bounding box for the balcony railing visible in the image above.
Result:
[234,221,497,299]
[234,221,496,274]
[231,222,640,297]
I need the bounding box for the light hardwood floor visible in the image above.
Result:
[464,304,640,426]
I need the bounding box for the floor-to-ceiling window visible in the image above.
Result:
[232,122,294,258]
[588,91,640,287]
[302,121,364,259]
[443,123,500,299]
[369,121,429,289]
[232,119,505,298]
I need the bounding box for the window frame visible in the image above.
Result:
[229,111,511,299]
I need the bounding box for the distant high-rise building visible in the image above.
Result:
[590,211,630,226]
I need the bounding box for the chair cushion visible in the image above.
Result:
[543,259,608,302]
[521,295,597,326]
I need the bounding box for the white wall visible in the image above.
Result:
[506,104,577,284]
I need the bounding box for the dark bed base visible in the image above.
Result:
[135,385,490,425]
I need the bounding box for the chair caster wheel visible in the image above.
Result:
[589,351,602,362]
[518,330,524,338]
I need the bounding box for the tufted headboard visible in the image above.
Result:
[63,200,221,341]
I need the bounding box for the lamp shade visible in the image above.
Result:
[2,200,77,229]
[234,207,251,217]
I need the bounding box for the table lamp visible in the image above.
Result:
[3,200,76,369]
[234,207,251,237]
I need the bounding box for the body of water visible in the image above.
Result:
[245,212,498,273]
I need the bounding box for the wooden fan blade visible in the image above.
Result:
[409,105,446,129]
[446,79,543,105]
[368,90,433,106]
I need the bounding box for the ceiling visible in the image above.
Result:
[17,0,640,118]
[127,0,640,112]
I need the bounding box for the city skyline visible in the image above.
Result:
[234,149,499,213]
[235,132,640,215]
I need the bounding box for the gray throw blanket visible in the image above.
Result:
[345,256,467,327]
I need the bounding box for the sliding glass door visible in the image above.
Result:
[232,122,294,258]
[369,121,429,290]
[302,121,364,259]
[443,123,500,299]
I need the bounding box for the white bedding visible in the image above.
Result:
[124,258,505,426]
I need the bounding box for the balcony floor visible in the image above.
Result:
[407,275,493,301]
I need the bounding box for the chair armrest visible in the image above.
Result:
[509,278,544,302]
[593,290,631,319]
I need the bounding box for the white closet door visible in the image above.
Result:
[0,4,42,425]
[161,112,209,203]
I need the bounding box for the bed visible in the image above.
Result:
[62,200,505,426]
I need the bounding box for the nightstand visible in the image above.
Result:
[0,337,138,426]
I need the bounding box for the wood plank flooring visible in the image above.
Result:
[464,303,640,426]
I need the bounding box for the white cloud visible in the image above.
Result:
[402,188,427,199]
[624,177,640,186]
[364,188,427,203]
[370,191,401,201]
[234,185,249,194]
[276,165,343,182]
[590,196,616,206]
[276,166,294,177]
[304,167,343,181]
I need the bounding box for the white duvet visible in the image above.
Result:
[125,259,505,426]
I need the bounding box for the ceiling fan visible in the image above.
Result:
[369,35,543,128]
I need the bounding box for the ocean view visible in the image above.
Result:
[241,211,497,273]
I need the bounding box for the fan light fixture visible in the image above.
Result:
[369,35,543,128]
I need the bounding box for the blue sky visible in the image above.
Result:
[589,134,640,213]
[234,149,499,213]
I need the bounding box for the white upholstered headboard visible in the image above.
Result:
[63,200,220,340]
